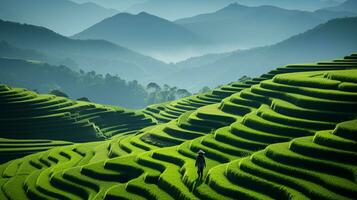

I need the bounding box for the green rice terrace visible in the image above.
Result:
[1,53,357,200]
[0,87,156,163]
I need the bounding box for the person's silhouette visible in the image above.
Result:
[195,150,206,179]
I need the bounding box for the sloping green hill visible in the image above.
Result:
[1,54,357,199]
[0,84,156,163]
[145,53,357,123]
[0,138,73,165]
[0,84,156,140]
[202,119,357,199]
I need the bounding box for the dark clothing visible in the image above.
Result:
[195,154,206,168]
[195,154,206,178]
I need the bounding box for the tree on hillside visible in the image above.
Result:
[199,86,211,93]
[147,82,161,92]
[176,89,191,99]
[145,82,191,105]
[238,75,251,82]
[50,89,69,98]
[77,97,90,102]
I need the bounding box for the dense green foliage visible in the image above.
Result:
[0,57,190,109]
[1,54,356,199]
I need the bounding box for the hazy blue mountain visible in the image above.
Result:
[73,12,207,62]
[0,41,80,71]
[166,17,357,91]
[234,0,341,11]
[0,19,173,82]
[127,0,236,20]
[176,3,355,50]
[0,41,47,61]
[126,0,342,21]
[70,0,146,10]
[324,0,357,13]
[175,52,233,69]
[0,0,118,36]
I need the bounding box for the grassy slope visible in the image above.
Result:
[144,53,357,123]
[0,54,357,199]
[0,85,156,163]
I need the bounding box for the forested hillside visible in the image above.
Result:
[0,57,191,108]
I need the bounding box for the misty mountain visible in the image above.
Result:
[70,0,146,10]
[176,3,355,50]
[167,17,357,91]
[0,0,117,36]
[0,19,173,82]
[0,41,47,62]
[125,0,342,21]
[234,0,341,11]
[324,0,357,13]
[126,0,234,20]
[73,12,206,62]
[0,41,80,71]
[175,52,233,69]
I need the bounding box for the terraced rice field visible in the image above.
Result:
[143,54,357,123]
[1,53,357,199]
[0,85,156,162]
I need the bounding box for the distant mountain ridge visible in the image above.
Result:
[166,17,357,91]
[70,0,146,10]
[73,2,355,62]
[68,0,345,21]
[73,12,207,62]
[0,0,118,36]
[126,0,342,20]
[324,0,357,13]
[0,19,173,82]
[127,0,234,20]
[234,0,341,11]
[175,3,355,50]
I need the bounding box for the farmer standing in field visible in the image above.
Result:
[195,150,206,179]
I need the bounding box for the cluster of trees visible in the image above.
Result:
[146,82,191,105]
[0,58,191,109]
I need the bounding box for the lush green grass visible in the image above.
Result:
[0,138,73,164]
[202,119,357,200]
[143,54,357,123]
[0,85,157,162]
[1,54,357,199]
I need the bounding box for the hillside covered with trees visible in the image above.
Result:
[0,57,191,108]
